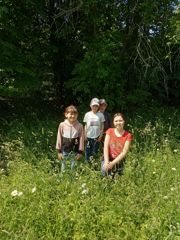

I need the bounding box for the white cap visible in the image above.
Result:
[90,98,99,106]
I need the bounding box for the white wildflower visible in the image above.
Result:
[152,159,155,163]
[170,187,175,191]
[153,171,156,174]
[32,187,36,193]
[11,190,18,197]
[77,30,80,34]
[173,149,178,153]
[172,168,176,171]
[82,45,86,49]
[11,189,23,197]
[81,183,86,189]
[82,188,89,195]
[163,196,168,200]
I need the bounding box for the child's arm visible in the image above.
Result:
[76,125,84,160]
[109,140,131,169]
[57,151,63,160]
[56,124,63,160]
[84,124,87,141]
[103,134,110,171]
[98,122,104,141]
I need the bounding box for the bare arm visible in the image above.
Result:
[103,134,110,171]
[56,124,63,160]
[76,125,84,160]
[84,124,87,141]
[109,140,131,169]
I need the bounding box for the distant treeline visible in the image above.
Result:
[0,0,179,109]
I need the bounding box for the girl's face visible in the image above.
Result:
[113,115,125,130]
[65,111,78,123]
[91,105,99,113]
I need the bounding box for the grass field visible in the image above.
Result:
[0,104,179,239]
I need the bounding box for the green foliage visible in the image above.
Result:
[0,0,51,96]
[0,0,179,105]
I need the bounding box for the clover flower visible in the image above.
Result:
[32,187,36,193]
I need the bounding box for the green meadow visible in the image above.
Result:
[0,105,179,240]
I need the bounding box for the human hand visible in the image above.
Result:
[97,136,103,142]
[58,153,63,160]
[76,153,82,161]
[104,162,110,171]
[108,161,114,170]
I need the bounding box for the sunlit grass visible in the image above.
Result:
[0,106,179,239]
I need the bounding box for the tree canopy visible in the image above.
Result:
[0,0,179,108]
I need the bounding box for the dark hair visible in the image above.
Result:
[65,105,78,114]
[113,113,125,121]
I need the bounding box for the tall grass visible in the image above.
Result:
[0,105,179,239]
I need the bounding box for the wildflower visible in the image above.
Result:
[32,187,36,193]
[82,45,86,50]
[163,196,168,200]
[170,187,175,191]
[153,171,156,174]
[82,188,89,195]
[172,168,176,171]
[152,159,155,163]
[18,192,23,196]
[11,190,18,197]
[173,149,178,153]
[81,183,86,189]
[77,30,80,34]
[11,190,23,197]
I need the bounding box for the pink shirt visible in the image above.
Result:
[56,120,84,152]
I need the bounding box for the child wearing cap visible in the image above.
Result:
[83,98,105,162]
[56,105,84,172]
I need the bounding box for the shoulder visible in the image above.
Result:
[84,111,91,118]
[97,112,105,121]
[59,121,65,127]
[104,111,111,116]
[106,128,114,135]
[124,131,133,140]
[77,122,83,129]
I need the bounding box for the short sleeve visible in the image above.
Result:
[127,133,133,141]
[83,113,88,122]
[106,128,113,135]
